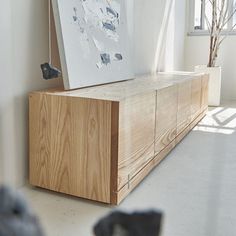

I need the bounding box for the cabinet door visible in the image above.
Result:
[118,92,156,190]
[177,81,192,135]
[201,74,209,112]
[155,85,178,155]
[191,78,202,121]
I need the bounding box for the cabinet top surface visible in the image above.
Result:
[32,72,205,101]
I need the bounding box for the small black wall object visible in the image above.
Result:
[41,63,61,80]
[93,210,163,236]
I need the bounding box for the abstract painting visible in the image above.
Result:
[52,0,133,90]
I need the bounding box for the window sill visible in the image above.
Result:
[188,30,236,36]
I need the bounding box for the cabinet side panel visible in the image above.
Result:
[118,92,156,190]
[155,85,178,155]
[30,94,112,203]
[29,93,52,188]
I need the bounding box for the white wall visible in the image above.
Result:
[0,0,12,184]
[185,35,236,100]
[160,0,187,71]
[133,0,167,74]
[0,0,186,187]
[0,0,63,187]
[133,0,186,74]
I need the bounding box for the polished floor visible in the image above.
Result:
[22,101,236,236]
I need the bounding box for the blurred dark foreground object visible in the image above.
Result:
[94,211,163,236]
[0,185,44,236]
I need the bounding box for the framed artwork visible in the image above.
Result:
[52,0,134,90]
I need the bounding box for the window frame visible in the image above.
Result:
[188,0,236,36]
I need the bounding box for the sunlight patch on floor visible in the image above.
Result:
[193,106,236,135]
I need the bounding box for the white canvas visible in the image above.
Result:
[52,0,134,90]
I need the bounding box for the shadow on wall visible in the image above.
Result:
[0,98,17,186]
[1,0,63,187]
[156,0,186,72]
[12,95,29,186]
[153,0,175,72]
[11,0,63,90]
[133,0,186,74]
[0,114,4,183]
[133,0,168,74]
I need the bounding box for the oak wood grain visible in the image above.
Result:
[155,85,178,155]
[177,80,192,135]
[117,93,156,190]
[116,110,207,204]
[39,73,202,101]
[117,139,176,204]
[191,78,202,121]
[175,125,191,145]
[29,93,51,188]
[201,75,209,112]
[189,108,208,130]
[29,94,112,203]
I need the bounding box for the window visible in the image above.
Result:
[189,0,236,34]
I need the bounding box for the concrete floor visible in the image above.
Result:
[22,101,236,236]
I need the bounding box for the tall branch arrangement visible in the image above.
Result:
[206,0,236,67]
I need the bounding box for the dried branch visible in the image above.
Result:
[219,22,236,46]
[221,7,236,29]
[206,0,236,67]
[205,12,212,31]
[218,0,227,30]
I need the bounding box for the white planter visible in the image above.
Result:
[195,65,222,107]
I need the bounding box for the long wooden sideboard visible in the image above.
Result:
[29,72,209,204]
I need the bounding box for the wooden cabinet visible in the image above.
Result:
[29,73,209,205]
